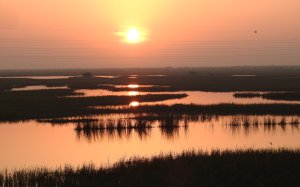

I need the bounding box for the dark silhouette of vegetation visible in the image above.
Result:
[225,116,299,127]
[1,101,300,122]
[1,67,300,186]
[233,92,262,98]
[234,92,300,101]
[81,72,93,78]
[48,114,299,142]
[1,66,300,92]
[75,120,153,142]
[38,118,99,124]
[1,149,300,187]
[0,90,187,121]
[73,116,189,142]
[1,67,300,122]
[224,115,299,135]
[74,119,153,131]
[98,104,300,116]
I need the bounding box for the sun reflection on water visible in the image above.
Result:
[128,84,139,89]
[128,91,139,96]
[129,101,140,107]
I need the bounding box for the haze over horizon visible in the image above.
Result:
[1,0,300,69]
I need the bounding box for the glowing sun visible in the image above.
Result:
[116,27,148,44]
[127,28,140,43]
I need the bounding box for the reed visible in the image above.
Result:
[291,118,299,126]
[1,149,299,187]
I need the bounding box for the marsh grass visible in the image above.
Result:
[291,117,300,125]
[71,115,299,141]
[234,92,300,101]
[74,119,153,131]
[1,67,300,122]
[226,116,299,127]
[1,149,300,187]
[1,84,300,123]
[222,115,299,135]
[0,90,187,121]
[97,104,300,117]
[74,119,154,141]
[38,118,99,124]
[73,116,191,141]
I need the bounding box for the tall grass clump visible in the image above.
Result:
[1,149,300,187]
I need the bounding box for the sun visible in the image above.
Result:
[116,27,148,44]
[127,28,140,43]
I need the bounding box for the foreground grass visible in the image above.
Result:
[1,149,300,187]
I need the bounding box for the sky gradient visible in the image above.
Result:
[0,0,300,69]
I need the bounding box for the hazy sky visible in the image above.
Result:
[0,0,300,69]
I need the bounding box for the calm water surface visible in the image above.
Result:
[75,89,300,105]
[0,115,299,170]
[1,81,300,170]
[11,85,68,91]
[0,76,73,79]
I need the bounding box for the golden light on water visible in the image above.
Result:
[128,91,139,96]
[116,27,148,44]
[129,101,140,107]
[128,84,139,89]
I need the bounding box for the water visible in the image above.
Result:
[11,85,69,91]
[74,89,300,105]
[1,82,300,170]
[0,75,165,80]
[0,76,73,79]
[94,75,118,78]
[9,85,299,105]
[0,115,299,170]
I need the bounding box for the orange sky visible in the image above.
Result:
[0,0,300,69]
